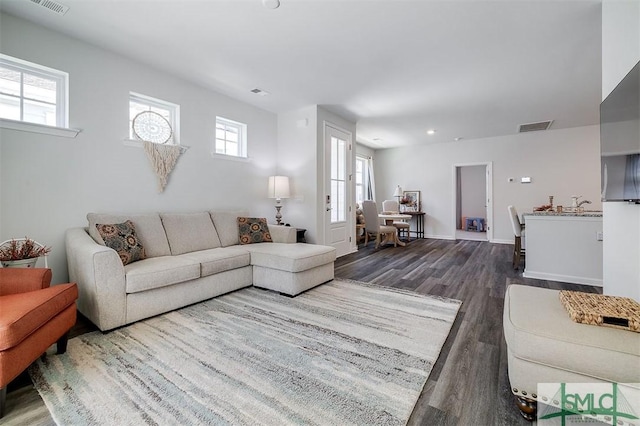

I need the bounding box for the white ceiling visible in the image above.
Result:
[0,0,602,149]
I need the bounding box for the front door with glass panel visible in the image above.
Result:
[324,123,352,257]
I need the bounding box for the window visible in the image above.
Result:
[215,116,247,158]
[0,54,68,128]
[330,135,347,223]
[129,92,179,144]
[355,155,373,205]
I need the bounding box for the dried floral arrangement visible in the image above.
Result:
[0,238,51,261]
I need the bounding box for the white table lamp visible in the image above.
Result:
[393,185,403,201]
[268,175,290,225]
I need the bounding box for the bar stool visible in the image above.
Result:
[508,205,525,269]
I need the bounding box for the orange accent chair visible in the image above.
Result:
[0,268,78,418]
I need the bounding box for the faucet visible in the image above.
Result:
[577,200,592,208]
[571,195,581,208]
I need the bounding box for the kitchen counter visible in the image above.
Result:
[525,211,603,217]
[522,213,603,286]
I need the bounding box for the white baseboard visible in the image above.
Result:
[425,234,456,240]
[523,270,603,287]
[345,246,359,256]
[490,239,513,245]
[424,235,512,244]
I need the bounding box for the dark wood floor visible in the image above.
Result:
[3,238,601,425]
[335,238,601,426]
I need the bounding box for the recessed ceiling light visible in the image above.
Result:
[426,129,436,135]
[262,0,280,9]
[454,137,463,141]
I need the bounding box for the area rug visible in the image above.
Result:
[29,279,461,425]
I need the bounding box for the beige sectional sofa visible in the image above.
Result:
[66,210,336,331]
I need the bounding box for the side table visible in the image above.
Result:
[295,228,306,243]
[402,211,425,239]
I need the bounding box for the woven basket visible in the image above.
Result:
[559,290,640,333]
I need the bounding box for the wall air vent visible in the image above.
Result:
[518,120,553,133]
[29,0,69,15]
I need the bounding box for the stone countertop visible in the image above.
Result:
[523,211,603,218]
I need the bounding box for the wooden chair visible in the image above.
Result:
[362,200,398,249]
[382,199,411,241]
[508,205,526,269]
[0,268,78,418]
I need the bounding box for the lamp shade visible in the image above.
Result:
[268,176,290,199]
[393,185,403,197]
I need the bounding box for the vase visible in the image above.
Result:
[1,258,39,268]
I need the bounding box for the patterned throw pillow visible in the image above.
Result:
[95,220,146,265]
[237,217,273,245]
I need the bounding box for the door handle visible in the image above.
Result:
[326,207,332,211]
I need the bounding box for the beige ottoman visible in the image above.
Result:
[243,243,336,296]
[503,284,640,420]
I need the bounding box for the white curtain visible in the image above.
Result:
[366,157,376,201]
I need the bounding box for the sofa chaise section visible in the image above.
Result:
[243,243,336,295]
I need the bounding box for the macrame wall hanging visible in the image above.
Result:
[132,111,182,192]
[142,141,180,192]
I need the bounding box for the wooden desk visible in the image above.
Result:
[378,213,411,247]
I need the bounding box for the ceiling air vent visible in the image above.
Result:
[518,120,553,133]
[250,88,269,96]
[29,0,69,15]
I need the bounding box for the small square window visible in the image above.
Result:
[215,116,247,158]
[129,92,180,145]
[0,54,68,128]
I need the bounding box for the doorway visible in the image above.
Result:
[452,162,493,241]
[323,122,353,257]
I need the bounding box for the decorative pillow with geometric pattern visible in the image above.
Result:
[95,220,146,265]
[237,217,273,245]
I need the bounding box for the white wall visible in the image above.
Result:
[276,105,356,247]
[276,106,319,241]
[375,125,602,242]
[601,0,640,300]
[602,0,640,100]
[356,144,376,160]
[603,202,640,298]
[459,165,487,223]
[0,14,278,283]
